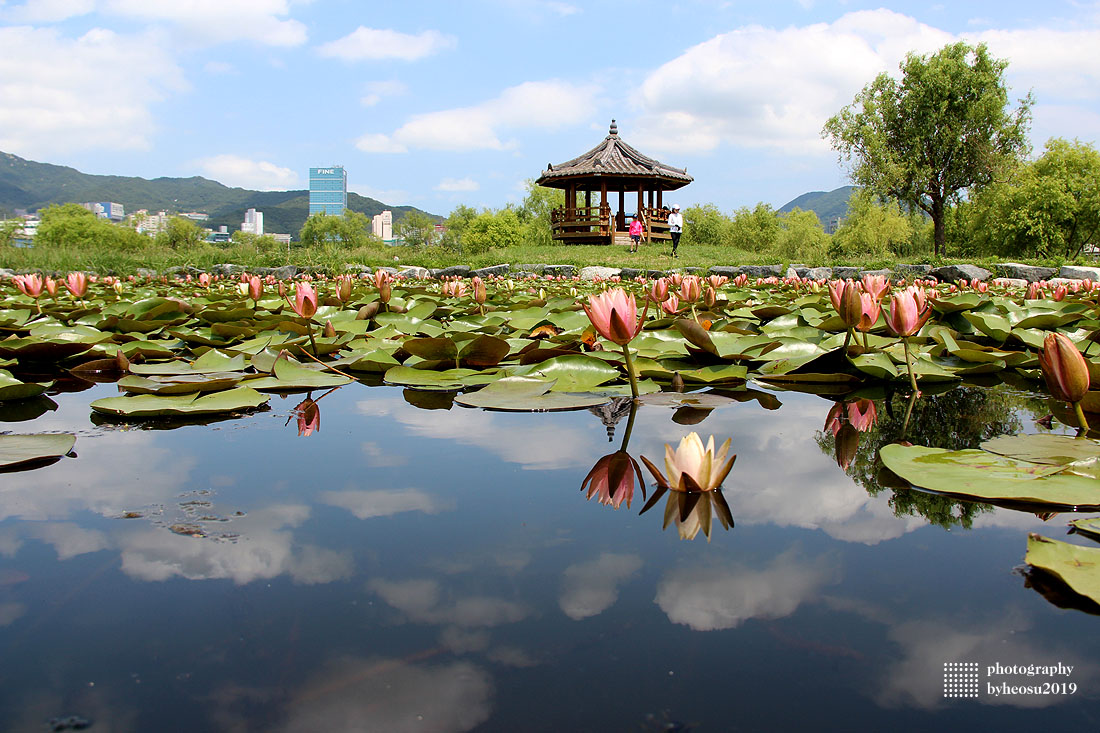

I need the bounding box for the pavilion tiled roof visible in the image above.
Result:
[536,120,693,186]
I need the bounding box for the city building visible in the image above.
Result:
[81,202,125,221]
[130,210,171,235]
[309,166,347,217]
[371,210,392,240]
[241,208,264,236]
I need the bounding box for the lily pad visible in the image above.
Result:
[248,357,353,391]
[1025,534,1100,605]
[981,434,1100,466]
[0,433,76,469]
[0,370,51,401]
[90,386,269,417]
[879,443,1100,508]
[455,376,609,411]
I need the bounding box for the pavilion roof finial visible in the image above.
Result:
[609,119,618,136]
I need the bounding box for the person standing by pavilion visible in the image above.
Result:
[628,215,643,253]
[668,204,683,257]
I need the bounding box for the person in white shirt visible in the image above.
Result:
[667,204,683,258]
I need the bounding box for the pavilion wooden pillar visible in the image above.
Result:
[617,189,625,230]
[585,190,591,209]
[636,184,644,217]
[600,180,608,238]
[657,189,663,208]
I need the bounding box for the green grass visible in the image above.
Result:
[2,240,1094,276]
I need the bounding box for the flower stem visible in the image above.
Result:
[1073,400,1091,437]
[619,399,639,452]
[902,336,919,394]
[621,343,640,400]
[306,320,318,357]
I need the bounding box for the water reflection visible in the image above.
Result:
[655,550,838,631]
[559,552,643,619]
[814,386,1031,529]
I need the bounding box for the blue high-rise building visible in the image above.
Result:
[308,166,347,217]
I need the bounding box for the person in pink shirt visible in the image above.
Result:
[628,215,643,253]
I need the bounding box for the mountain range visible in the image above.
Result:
[0,151,436,237]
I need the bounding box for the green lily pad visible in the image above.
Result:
[508,354,620,392]
[90,386,269,417]
[1025,534,1100,605]
[981,434,1100,466]
[248,357,353,391]
[116,372,247,395]
[879,443,1100,507]
[131,349,247,375]
[1069,517,1100,542]
[454,376,609,411]
[0,433,75,468]
[383,366,493,390]
[0,370,51,401]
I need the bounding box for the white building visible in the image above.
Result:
[131,210,170,235]
[81,202,125,221]
[372,210,392,240]
[241,208,264,236]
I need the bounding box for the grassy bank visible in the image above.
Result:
[0,240,1083,275]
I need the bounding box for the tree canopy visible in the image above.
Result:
[823,42,1032,256]
[298,210,379,249]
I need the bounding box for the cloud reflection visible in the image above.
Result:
[277,656,493,733]
[559,553,642,620]
[655,551,837,631]
[321,489,454,520]
[369,578,529,628]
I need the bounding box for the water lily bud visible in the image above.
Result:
[839,281,863,327]
[323,320,336,338]
[1038,333,1090,403]
[337,277,352,303]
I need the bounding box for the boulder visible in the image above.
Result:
[805,267,833,281]
[993,262,1056,283]
[894,264,932,279]
[471,264,511,278]
[739,265,784,279]
[991,278,1028,289]
[832,266,861,280]
[397,266,430,280]
[543,265,576,278]
[135,268,158,279]
[707,266,741,278]
[579,266,622,280]
[269,265,298,280]
[514,263,546,274]
[928,263,991,283]
[211,263,246,277]
[1058,265,1100,281]
[433,265,471,279]
[620,268,667,280]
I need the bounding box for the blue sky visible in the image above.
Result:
[2,1,1099,219]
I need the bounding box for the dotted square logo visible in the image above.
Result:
[944,662,979,698]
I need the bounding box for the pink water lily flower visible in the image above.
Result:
[292,281,318,318]
[846,399,877,432]
[860,274,890,300]
[583,288,647,346]
[13,273,44,298]
[581,451,643,509]
[65,272,88,298]
[884,286,933,338]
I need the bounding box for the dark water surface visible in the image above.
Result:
[2,380,1098,731]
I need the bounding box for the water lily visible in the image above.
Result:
[291,281,318,319]
[64,272,88,298]
[860,273,890,300]
[1039,333,1091,433]
[583,287,648,398]
[846,399,878,432]
[581,451,643,509]
[294,398,320,436]
[640,432,736,493]
[336,276,352,303]
[13,274,44,298]
[885,286,934,393]
[855,292,881,333]
[247,275,263,303]
[648,278,669,305]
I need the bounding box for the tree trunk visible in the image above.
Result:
[931,196,945,258]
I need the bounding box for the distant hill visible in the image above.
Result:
[779,186,857,228]
[0,151,437,237]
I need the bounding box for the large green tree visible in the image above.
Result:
[968,137,1100,259]
[298,210,379,249]
[830,190,916,259]
[729,203,781,253]
[35,203,147,250]
[823,42,1032,256]
[394,211,437,247]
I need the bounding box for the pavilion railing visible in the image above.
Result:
[550,205,613,242]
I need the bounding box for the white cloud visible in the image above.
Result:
[4,0,94,22]
[276,657,493,733]
[361,79,599,153]
[320,488,453,520]
[654,551,837,631]
[24,523,110,560]
[633,10,1100,156]
[360,79,407,107]
[0,26,186,157]
[203,60,236,75]
[559,553,642,620]
[195,154,301,190]
[102,0,307,46]
[436,177,480,192]
[318,26,455,62]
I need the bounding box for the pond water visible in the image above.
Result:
[1,378,1098,731]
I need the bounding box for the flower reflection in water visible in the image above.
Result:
[286,386,344,437]
[637,432,737,541]
[581,399,645,510]
[825,398,878,470]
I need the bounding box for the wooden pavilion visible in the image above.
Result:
[536,120,693,246]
